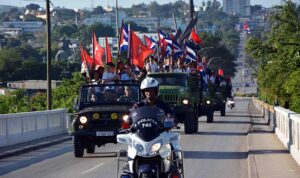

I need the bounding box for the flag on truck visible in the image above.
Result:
[184,44,197,63]
[130,31,154,68]
[105,36,113,64]
[144,35,157,50]
[93,32,104,67]
[189,28,203,45]
[120,24,129,53]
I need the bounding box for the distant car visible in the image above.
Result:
[70,81,141,157]
[245,83,249,87]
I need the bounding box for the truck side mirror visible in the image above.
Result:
[73,97,79,111]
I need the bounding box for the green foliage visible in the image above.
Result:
[245,1,300,112]
[284,70,300,112]
[0,72,84,114]
[52,72,84,113]
[0,48,22,81]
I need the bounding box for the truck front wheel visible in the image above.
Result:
[87,144,95,153]
[74,136,84,157]
[184,113,198,134]
[206,111,214,123]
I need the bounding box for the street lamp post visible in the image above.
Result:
[46,0,52,110]
[207,57,222,66]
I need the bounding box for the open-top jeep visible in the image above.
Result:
[71,81,140,157]
[147,72,200,134]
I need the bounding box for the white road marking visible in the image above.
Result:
[81,162,104,175]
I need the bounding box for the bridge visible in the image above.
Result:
[0,97,299,178]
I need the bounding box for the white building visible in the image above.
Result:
[1,21,44,33]
[83,10,186,33]
[223,0,250,16]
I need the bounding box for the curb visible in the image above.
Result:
[0,136,72,159]
[247,101,259,178]
[247,127,259,178]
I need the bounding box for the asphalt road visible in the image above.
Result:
[0,99,253,178]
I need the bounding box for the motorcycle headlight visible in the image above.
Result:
[206,100,211,104]
[133,141,145,155]
[150,140,162,155]
[182,99,189,105]
[79,116,88,124]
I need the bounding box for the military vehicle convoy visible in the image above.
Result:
[149,72,229,131]
[71,82,140,157]
[148,72,200,134]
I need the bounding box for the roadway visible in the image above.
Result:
[0,99,253,178]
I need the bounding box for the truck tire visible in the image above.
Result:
[220,104,226,116]
[87,144,95,153]
[206,110,214,123]
[193,108,199,133]
[74,136,84,157]
[184,113,197,134]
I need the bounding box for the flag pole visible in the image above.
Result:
[127,23,131,65]
[92,30,95,78]
[116,20,124,72]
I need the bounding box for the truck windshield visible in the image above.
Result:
[152,75,187,87]
[80,84,140,105]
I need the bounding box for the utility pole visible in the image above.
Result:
[46,0,52,110]
[115,0,119,37]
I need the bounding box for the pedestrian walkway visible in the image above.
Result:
[0,134,71,159]
[248,102,300,178]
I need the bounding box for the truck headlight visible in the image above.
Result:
[206,100,211,104]
[182,99,189,105]
[79,116,88,124]
[122,115,129,122]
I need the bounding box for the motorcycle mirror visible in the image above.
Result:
[118,149,128,157]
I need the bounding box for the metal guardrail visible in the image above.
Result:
[0,109,69,147]
[252,98,300,166]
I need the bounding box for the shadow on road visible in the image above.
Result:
[84,152,117,158]
[183,151,248,159]
[212,120,251,124]
[248,149,289,155]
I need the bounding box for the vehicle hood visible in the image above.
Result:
[79,105,131,114]
[159,86,186,93]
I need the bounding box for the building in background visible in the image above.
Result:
[223,0,250,16]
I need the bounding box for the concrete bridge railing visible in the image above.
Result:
[253,98,300,166]
[0,109,69,147]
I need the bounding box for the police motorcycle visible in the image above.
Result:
[227,98,235,109]
[116,106,184,178]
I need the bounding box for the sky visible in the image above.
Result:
[1,0,298,9]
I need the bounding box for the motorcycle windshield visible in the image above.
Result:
[130,106,165,142]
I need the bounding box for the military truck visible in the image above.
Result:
[199,82,227,123]
[71,81,140,157]
[147,72,199,134]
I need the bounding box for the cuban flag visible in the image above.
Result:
[144,35,157,50]
[243,22,250,34]
[120,24,129,52]
[184,44,197,63]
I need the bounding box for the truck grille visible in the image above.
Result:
[160,94,178,104]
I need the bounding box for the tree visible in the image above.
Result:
[26,3,40,11]
[245,1,300,109]
[0,49,22,81]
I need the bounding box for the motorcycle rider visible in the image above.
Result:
[132,77,175,122]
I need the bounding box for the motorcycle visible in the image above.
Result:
[116,106,184,178]
[227,98,235,109]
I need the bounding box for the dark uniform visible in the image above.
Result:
[133,99,174,118]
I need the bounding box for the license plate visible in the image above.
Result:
[96,131,114,136]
